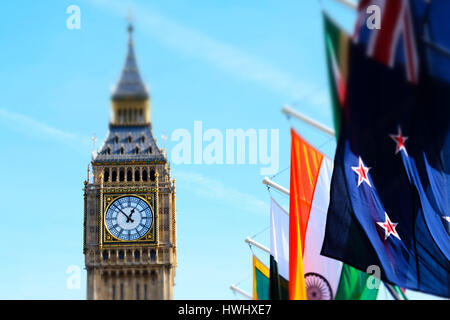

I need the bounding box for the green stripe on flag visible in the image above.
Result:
[335,264,379,300]
[324,12,349,136]
[255,268,270,300]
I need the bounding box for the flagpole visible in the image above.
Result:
[262,176,290,196]
[281,105,335,138]
[230,285,253,299]
[245,236,270,254]
[384,283,401,301]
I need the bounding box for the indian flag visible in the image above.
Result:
[290,128,342,299]
[290,129,379,299]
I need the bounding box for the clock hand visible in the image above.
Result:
[113,204,134,223]
[127,210,135,222]
[116,206,132,220]
[127,203,140,222]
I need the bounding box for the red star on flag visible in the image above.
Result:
[351,157,372,187]
[377,212,401,240]
[389,126,408,156]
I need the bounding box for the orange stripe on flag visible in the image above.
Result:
[289,128,324,300]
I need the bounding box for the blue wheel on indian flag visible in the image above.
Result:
[305,272,333,300]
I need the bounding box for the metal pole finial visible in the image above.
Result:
[127,8,134,33]
[127,8,134,48]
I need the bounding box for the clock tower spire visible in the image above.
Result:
[83,21,177,300]
[110,19,151,126]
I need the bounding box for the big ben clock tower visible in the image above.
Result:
[83,22,177,300]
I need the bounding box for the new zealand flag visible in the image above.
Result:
[321,0,450,297]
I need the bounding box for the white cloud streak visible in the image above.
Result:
[0,108,90,146]
[175,170,269,215]
[89,0,329,108]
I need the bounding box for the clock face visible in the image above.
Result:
[105,196,153,241]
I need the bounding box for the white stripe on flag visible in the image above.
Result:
[270,197,289,280]
[303,157,343,296]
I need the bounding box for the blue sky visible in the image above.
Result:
[0,0,439,300]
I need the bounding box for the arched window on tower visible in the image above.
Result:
[112,169,117,182]
[151,270,157,282]
[135,169,140,182]
[141,135,145,143]
[142,169,148,181]
[128,135,132,143]
[106,147,111,155]
[119,168,125,182]
[134,146,140,154]
[120,147,124,155]
[150,249,156,262]
[127,169,133,181]
[103,168,110,182]
[148,147,152,154]
[134,250,140,261]
[102,272,108,284]
[150,169,156,181]
[114,135,119,144]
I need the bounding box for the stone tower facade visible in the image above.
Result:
[83,23,176,300]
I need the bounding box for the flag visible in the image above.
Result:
[252,255,270,300]
[289,128,316,300]
[323,12,381,300]
[353,0,419,83]
[291,130,379,300]
[324,12,350,135]
[297,131,342,300]
[321,1,450,297]
[269,198,289,300]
